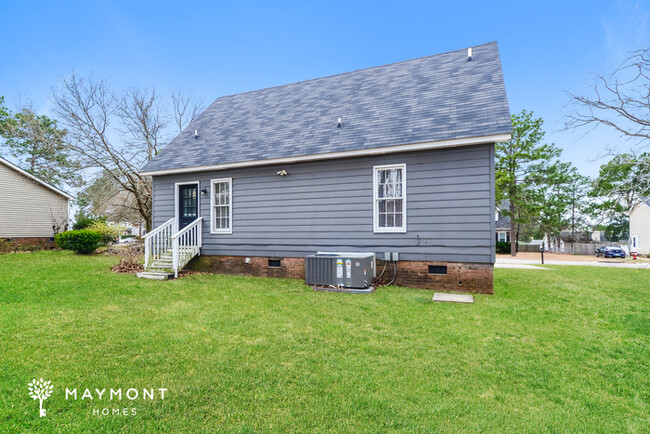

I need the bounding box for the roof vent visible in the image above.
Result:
[467,47,473,61]
[337,117,342,128]
[194,129,198,138]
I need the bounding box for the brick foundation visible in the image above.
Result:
[188,255,305,279]
[391,260,493,294]
[188,255,493,294]
[1,237,55,250]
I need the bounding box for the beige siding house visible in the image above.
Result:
[0,157,72,239]
[629,198,650,255]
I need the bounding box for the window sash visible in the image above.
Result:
[374,165,406,232]
[211,178,232,233]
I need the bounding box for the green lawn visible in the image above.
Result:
[1,251,648,432]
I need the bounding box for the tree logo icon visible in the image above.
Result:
[28,378,53,417]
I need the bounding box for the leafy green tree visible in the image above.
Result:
[587,153,650,241]
[0,97,80,188]
[598,216,629,242]
[565,170,592,238]
[528,160,589,247]
[496,110,561,255]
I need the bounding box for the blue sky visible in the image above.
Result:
[1,0,649,176]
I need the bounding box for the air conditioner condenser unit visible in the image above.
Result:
[305,252,375,289]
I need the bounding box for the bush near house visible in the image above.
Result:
[0,238,53,254]
[0,239,11,254]
[86,221,125,244]
[72,215,107,230]
[496,241,511,254]
[54,230,102,254]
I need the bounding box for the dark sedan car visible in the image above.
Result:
[594,245,608,256]
[596,246,626,258]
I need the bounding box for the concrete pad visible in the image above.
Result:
[495,263,550,270]
[433,293,474,303]
[136,272,170,280]
[313,286,375,294]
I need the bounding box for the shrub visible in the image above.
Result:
[87,221,125,244]
[55,230,102,254]
[0,239,46,254]
[496,241,511,254]
[0,239,12,254]
[73,216,107,230]
[15,244,41,252]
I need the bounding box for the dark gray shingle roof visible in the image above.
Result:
[496,215,511,230]
[142,41,511,173]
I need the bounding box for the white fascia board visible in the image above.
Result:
[0,157,75,200]
[629,200,650,215]
[140,133,511,176]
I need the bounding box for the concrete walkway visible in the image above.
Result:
[495,263,550,270]
[496,257,650,269]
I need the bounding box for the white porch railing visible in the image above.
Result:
[144,218,174,268]
[171,217,203,278]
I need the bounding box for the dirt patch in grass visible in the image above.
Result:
[111,262,144,274]
[177,269,209,278]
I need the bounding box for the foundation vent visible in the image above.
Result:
[428,265,447,275]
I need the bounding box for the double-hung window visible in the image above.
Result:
[211,178,232,234]
[373,164,406,233]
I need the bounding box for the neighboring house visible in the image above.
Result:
[543,233,566,252]
[495,202,511,243]
[124,221,146,237]
[114,221,146,237]
[629,198,650,255]
[0,157,73,240]
[525,239,544,249]
[591,230,608,244]
[140,42,512,293]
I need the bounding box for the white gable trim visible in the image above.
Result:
[0,157,74,200]
[140,133,511,176]
[629,199,650,215]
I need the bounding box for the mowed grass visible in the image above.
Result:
[0,251,649,432]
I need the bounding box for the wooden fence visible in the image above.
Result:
[570,243,598,256]
[518,242,625,255]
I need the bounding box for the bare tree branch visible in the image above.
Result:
[52,74,205,231]
[565,46,650,148]
[117,87,168,160]
[171,90,204,133]
[52,74,153,230]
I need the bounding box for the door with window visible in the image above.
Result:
[178,183,198,230]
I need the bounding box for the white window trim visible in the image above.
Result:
[174,181,200,233]
[210,178,233,234]
[373,163,407,233]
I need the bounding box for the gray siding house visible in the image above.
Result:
[140,42,512,293]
